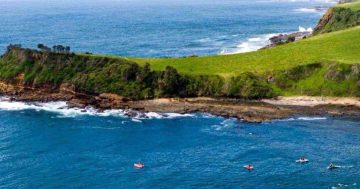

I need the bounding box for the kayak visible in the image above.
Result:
[296,159,309,163]
[134,163,145,169]
[244,165,254,171]
[327,165,340,170]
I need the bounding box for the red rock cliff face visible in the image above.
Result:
[0,74,25,95]
[313,9,334,35]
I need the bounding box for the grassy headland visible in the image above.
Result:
[0,2,359,100]
[129,27,360,77]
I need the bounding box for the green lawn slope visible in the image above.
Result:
[128,26,360,78]
[338,0,360,11]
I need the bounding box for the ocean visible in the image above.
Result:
[0,99,359,188]
[1,0,360,188]
[0,0,336,57]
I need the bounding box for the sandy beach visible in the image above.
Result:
[263,96,360,107]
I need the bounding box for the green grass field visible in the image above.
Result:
[125,26,360,78]
[338,0,360,11]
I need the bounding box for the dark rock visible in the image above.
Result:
[264,31,312,49]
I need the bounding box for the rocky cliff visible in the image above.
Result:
[313,6,360,34]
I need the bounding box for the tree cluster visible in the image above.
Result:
[37,44,71,53]
[6,44,22,52]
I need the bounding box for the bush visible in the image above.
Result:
[228,72,274,99]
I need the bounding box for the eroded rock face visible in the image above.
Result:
[59,83,76,95]
[96,93,129,109]
[0,74,25,95]
[325,64,360,81]
[313,9,334,35]
[0,81,24,95]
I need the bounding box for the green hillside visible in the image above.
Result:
[128,27,360,78]
[1,2,360,99]
[313,1,360,35]
[338,0,360,10]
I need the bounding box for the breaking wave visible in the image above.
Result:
[219,33,278,55]
[0,97,194,120]
[219,25,313,55]
[280,117,327,121]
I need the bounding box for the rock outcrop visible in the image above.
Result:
[313,8,335,35]
[265,31,312,48]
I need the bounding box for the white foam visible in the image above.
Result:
[295,7,318,13]
[219,33,279,55]
[220,24,317,55]
[0,97,195,120]
[299,26,313,32]
[134,112,194,120]
[210,118,238,131]
[297,117,327,121]
[280,117,327,121]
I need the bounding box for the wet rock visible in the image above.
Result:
[68,98,87,109]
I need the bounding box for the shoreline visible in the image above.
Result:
[1,86,359,122]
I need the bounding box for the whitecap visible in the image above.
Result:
[277,116,327,122]
[248,37,263,42]
[299,26,313,32]
[219,33,279,55]
[0,97,196,120]
[297,117,327,121]
[295,8,318,13]
[131,118,143,123]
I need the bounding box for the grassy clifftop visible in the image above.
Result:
[128,27,360,77]
[0,2,359,99]
[338,0,360,10]
[313,1,360,35]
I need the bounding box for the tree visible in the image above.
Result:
[52,45,66,53]
[65,46,71,53]
[37,44,44,49]
[137,63,154,86]
[6,44,22,52]
[158,66,186,96]
[37,44,51,52]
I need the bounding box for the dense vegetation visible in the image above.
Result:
[313,7,360,35]
[0,47,359,100]
[0,2,359,99]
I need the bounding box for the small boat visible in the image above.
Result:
[244,164,254,171]
[134,163,145,169]
[296,158,309,164]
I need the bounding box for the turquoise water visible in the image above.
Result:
[0,0,334,57]
[0,100,359,188]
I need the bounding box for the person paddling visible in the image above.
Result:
[244,164,254,171]
[296,157,309,163]
[134,163,145,169]
[328,163,337,170]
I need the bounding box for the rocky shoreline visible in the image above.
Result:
[1,81,359,123]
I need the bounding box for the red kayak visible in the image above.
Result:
[244,164,254,171]
[134,163,145,169]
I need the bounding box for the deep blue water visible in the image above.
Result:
[0,0,335,57]
[0,100,359,188]
[1,1,359,188]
